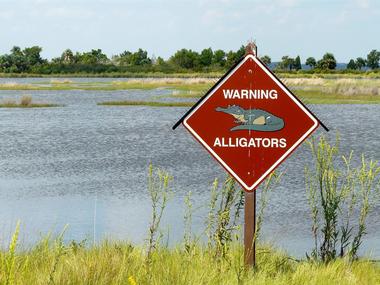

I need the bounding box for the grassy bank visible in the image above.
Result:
[1,139,379,284]
[0,240,380,285]
[0,77,379,104]
[98,100,193,107]
[0,77,380,106]
[0,95,60,108]
[0,78,214,92]
[0,103,59,108]
[0,72,224,79]
[0,238,379,285]
[0,71,379,79]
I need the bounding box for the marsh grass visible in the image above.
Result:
[295,90,380,104]
[0,234,379,285]
[20,95,32,106]
[305,135,380,262]
[0,95,60,108]
[0,77,379,104]
[98,100,194,107]
[50,79,73,84]
[0,162,379,284]
[146,164,173,260]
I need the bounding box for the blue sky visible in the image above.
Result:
[0,0,378,62]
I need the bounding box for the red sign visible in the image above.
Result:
[181,53,320,192]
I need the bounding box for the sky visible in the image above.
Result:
[0,0,379,62]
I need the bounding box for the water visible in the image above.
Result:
[0,79,379,258]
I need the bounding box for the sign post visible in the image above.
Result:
[244,190,256,266]
[173,41,327,268]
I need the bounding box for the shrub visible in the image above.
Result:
[305,135,380,262]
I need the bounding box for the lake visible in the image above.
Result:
[0,78,379,258]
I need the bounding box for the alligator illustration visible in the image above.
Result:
[216,105,284,131]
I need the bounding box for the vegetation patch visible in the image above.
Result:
[0,138,379,284]
[0,232,379,285]
[98,100,194,107]
[0,95,60,108]
[294,90,380,104]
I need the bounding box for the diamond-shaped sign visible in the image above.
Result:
[181,53,320,192]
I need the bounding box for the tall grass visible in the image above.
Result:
[146,164,172,260]
[0,95,60,108]
[0,143,379,284]
[98,100,194,107]
[0,237,379,284]
[305,135,380,262]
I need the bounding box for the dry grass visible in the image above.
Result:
[0,95,60,108]
[98,100,193,107]
[112,78,214,85]
[50,79,73,84]
[283,78,380,96]
[20,95,32,106]
[0,235,378,285]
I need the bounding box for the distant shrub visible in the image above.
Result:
[20,95,32,106]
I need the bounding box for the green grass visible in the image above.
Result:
[0,79,214,91]
[294,90,380,104]
[1,77,379,104]
[0,71,379,79]
[0,72,224,78]
[0,95,60,108]
[98,100,194,107]
[0,103,60,108]
[0,238,379,285]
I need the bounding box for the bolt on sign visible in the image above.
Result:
[173,50,327,192]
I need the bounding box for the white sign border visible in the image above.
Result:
[183,54,318,191]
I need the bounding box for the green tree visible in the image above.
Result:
[9,46,28,72]
[156,56,165,65]
[346,59,357,70]
[225,51,237,68]
[278,56,295,70]
[235,45,245,60]
[355,57,366,70]
[260,55,271,65]
[78,49,108,64]
[316,53,336,70]
[305,57,316,69]
[294,55,302,70]
[0,54,14,72]
[11,46,23,57]
[129,49,151,65]
[116,51,133,65]
[212,49,226,66]
[170,49,199,69]
[60,49,75,64]
[366,49,380,69]
[199,48,213,66]
[225,45,245,68]
[0,46,45,73]
[23,46,45,66]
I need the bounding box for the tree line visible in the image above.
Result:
[0,45,379,74]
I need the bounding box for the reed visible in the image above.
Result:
[98,100,194,107]
[0,148,379,284]
[305,135,380,262]
[0,96,60,108]
[0,234,378,285]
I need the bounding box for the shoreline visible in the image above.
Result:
[0,72,380,79]
[0,77,379,105]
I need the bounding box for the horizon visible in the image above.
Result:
[0,0,378,62]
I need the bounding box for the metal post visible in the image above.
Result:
[244,190,256,267]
